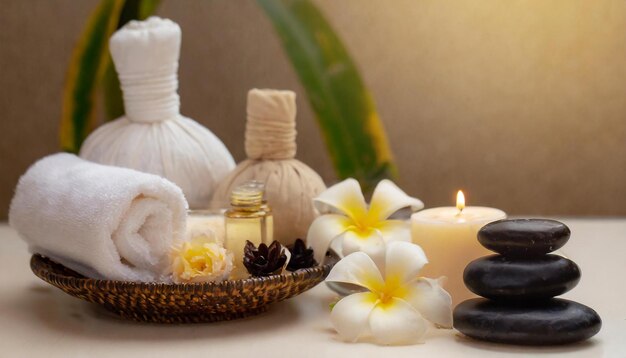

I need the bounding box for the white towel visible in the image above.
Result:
[9,153,188,282]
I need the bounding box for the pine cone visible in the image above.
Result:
[243,240,287,277]
[287,239,317,270]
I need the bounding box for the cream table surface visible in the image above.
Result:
[0,219,625,358]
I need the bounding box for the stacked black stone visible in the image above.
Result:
[453,219,602,345]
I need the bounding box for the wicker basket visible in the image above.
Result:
[30,254,335,323]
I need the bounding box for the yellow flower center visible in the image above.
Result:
[352,224,375,237]
[189,253,211,272]
[171,236,233,282]
[345,207,389,241]
[371,274,410,308]
[378,291,394,305]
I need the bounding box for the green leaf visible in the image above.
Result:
[329,300,337,311]
[257,0,397,190]
[102,56,124,121]
[137,0,161,19]
[103,0,161,121]
[60,0,125,153]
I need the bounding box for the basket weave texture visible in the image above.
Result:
[30,254,334,323]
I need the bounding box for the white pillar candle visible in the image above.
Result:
[186,210,226,244]
[411,191,506,306]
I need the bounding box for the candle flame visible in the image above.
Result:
[456,190,465,212]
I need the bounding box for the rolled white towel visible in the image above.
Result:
[9,153,188,282]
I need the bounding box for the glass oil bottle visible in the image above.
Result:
[225,181,273,277]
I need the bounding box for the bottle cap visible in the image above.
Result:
[230,181,265,207]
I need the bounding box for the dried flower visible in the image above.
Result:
[171,235,233,283]
[244,240,288,276]
[287,239,317,270]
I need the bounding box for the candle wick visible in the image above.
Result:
[456,208,464,216]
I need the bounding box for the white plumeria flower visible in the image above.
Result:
[326,241,452,345]
[307,178,424,265]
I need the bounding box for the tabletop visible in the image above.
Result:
[0,219,625,358]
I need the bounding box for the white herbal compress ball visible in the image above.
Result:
[80,17,235,208]
[212,89,327,246]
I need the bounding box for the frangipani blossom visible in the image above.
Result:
[307,179,423,265]
[326,241,452,345]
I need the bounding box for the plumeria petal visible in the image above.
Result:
[326,251,384,292]
[368,179,424,221]
[313,178,368,221]
[341,229,386,269]
[369,298,428,345]
[328,234,344,257]
[384,241,428,286]
[376,219,413,243]
[306,214,352,264]
[404,277,453,328]
[330,292,378,342]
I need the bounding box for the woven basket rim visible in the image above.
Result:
[31,253,336,293]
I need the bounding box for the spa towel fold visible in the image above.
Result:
[9,153,188,282]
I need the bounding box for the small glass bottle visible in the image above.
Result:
[225,181,273,277]
[248,180,274,242]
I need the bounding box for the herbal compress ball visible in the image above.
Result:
[212,89,326,246]
[80,17,235,208]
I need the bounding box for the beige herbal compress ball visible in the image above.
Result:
[80,17,235,208]
[212,89,327,246]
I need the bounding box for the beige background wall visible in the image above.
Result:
[1,0,625,219]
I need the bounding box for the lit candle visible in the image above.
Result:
[411,191,506,305]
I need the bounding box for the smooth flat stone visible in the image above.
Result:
[464,254,580,300]
[478,219,570,257]
[453,298,601,345]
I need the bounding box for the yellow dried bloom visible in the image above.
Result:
[171,235,233,283]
